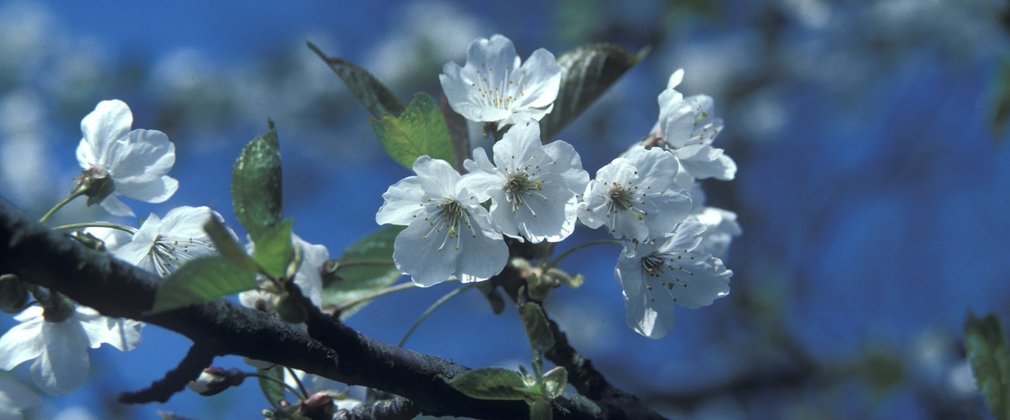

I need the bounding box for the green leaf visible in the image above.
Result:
[203,217,257,273]
[964,311,1010,420]
[257,366,287,409]
[321,226,403,319]
[530,399,553,420]
[446,368,541,402]
[252,219,294,279]
[307,41,404,119]
[232,122,283,241]
[541,366,567,399]
[539,44,648,140]
[148,256,257,314]
[368,92,455,169]
[520,303,555,353]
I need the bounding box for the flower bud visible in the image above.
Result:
[298,392,335,420]
[187,367,244,396]
[0,274,29,314]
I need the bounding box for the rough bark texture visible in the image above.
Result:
[0,200,663,419]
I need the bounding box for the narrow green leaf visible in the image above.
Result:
[252,219,294,279]
[539,44,648,140]
[541,366,567,399]
[307,41,404,119]
[148,256,257,314]
[964,311,1010,420]
[446,368,540,402]
[520,303,555,353]
[321,226,403,319]
[368,92,455,169]
[203,218,256,273]
[530,399,553,420]
[257,366,287,409]
[232,122,283,241]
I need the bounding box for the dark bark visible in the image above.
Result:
[0,200,661,419]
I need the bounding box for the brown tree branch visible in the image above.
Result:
[0,200,658,419]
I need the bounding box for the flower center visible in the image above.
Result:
[608,185,634,211]
[148,234,215,277]
[472,64,528,111]
[642,254,665,276]
[424,199,476,251]
[503,171,547,215]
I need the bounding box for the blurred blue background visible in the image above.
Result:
[1,0,1009,418]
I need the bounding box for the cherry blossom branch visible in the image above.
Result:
[335,396,419,420]
[118,342,216,403]
[0,200,658,419]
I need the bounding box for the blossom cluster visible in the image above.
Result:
[1,100,334,402]
[379,34,740,339]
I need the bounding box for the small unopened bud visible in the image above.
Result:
[187,367,244,396]
[0,274,29,314]
[276,294,308,324]
[299,392,335,419]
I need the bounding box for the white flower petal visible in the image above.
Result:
[413,156,458,198]
[542,140,589,194]
[158,206,215,240]
[111,213,161,266]
[293,235,329,307]
[515,48,561,109]
[75,138,98,171]
[0,375,41,419]
[99,194,134,217]
[376,176,426,226]
[79,100,132,166]
[33,320,90,395]
[466,34,519,76]
[76,306,142,351]
[116,175,179,204]
[393,218,458,287]
[454,216,509,283]
[459,149,502,203]
[0,308,45,370]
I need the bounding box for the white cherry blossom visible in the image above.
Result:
[578,146,692,243]
[75,100,178,217]
[462,123,588,243]
[376,156,508,287]
[440,34,562,129]
[692,207,741,260]
[0,304,142,395]
[0,375,40,419]
[651,69,736,181]
[111,206,224,277]
[238,234,329,309]
[614,219,732,339]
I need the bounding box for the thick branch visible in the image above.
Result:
[0,201,654,419]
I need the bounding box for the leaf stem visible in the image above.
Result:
[39,190,86,224]
[332,282,415,313]
[333,260,396,269]
[285,366,310,399]
[246,372,306,400]
[397,284,475,348]
[53,222,137,234]
[546,240,623,267]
